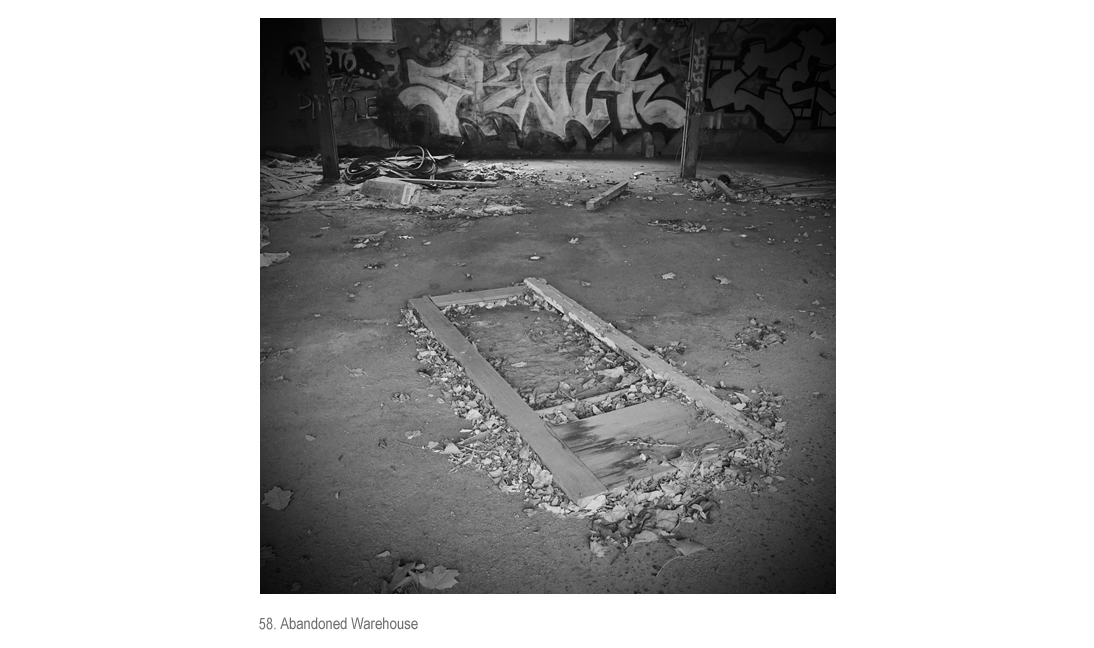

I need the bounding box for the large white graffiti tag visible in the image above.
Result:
[399,34,684,139]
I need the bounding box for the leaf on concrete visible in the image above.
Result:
[661,272,676,280]
[583,494,607,512]
[442,443,460,455]
[263,486,293,511]
[384,562,415,593]
[375,550,392,558]
[652,508,681,532]
[632,530,661,545]
[599,506,629,524]
[668,538,709,556]
[589,538,611,558]
[531,468,554,489]
[416,565,460,590]
[304,434,316,441]
[714,275,731,285]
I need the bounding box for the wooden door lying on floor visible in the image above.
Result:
[411,279,767,505]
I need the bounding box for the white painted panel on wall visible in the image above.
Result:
[500,18,537,44]
[537,18,570,42]
[322,18,357,41]
[356,18,393,42]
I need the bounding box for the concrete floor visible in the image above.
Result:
[260,153,836,593]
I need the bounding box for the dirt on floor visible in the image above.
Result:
[260,153,836,594]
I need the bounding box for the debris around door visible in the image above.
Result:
[402,282,791,559]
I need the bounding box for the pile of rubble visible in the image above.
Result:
[647,219,708,233]
[400,290,791,559]
[733,318,789,350]
[453,162,544,185]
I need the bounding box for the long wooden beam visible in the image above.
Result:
[586,181,628,211]
[523,278,770,444]
[429,285,528,307]
[409,297,608,505]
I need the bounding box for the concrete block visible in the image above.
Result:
[358,177,421,205]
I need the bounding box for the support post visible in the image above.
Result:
[680,19,717,179]
[304,19,340,181]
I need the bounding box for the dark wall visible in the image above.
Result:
[260,18,835,156]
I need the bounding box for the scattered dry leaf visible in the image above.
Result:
[416,565,460,590]
[668,538,709,556]
[262,486,293,511]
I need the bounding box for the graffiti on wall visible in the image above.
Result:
[397,32,685,143]
[706,26,835,141]
[286,42,393,82]
[277,19,834,149]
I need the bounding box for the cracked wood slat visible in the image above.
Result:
[585,181,628,211]
[429,285,528,307]
[523,277,770,444]
[551,398,739,490]
[409,296,607,505]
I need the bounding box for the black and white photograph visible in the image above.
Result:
[13,4,1090,645]
[260,16,836,595]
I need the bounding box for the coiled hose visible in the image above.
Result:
[343,146,441,184]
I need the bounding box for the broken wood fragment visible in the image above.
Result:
[713,179,736,202]
[585,181,628,211]
[265,151,299,162]
[429,285,528,307]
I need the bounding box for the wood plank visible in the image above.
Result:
[551,398,736,490]
[409,297,607,505]
[713,179,736,202]
[524,277,771,444]
[429,285,528,307]
[398,178,499,188]
[585,181,629,211]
